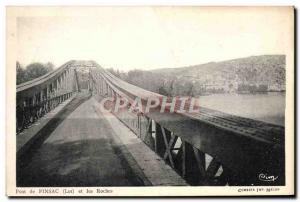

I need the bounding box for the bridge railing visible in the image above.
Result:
[16,61,79,134]
[89,63,285,186]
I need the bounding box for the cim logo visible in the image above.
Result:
[258,173,278,182]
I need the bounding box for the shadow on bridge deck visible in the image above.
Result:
[17,93,146,187]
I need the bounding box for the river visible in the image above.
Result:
[198,92,285,126]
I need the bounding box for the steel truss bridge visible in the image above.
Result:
[16,60,285,186]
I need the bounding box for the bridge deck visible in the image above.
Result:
[17,94,76,154]
[17,94,186,186]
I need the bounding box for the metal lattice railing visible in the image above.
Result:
[16,61,80,134]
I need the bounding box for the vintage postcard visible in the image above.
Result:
[6,6,294,196]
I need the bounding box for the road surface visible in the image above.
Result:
[17,95,145,187]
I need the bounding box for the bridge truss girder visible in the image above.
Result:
[16,61,80,134]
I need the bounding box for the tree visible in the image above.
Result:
[16,62,55,85]
[16,62,26,85]
[44,62,54,72]
[25,63,50,81]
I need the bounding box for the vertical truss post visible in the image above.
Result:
[155,123,166,157]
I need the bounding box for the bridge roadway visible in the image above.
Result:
[17,92,186,186]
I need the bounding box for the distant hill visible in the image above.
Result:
[153,55,284,75]
[111,55,286,96]
[150,55,285,95]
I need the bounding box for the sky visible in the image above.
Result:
[16,7,293,71]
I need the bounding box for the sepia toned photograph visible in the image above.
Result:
[6,6,294,196]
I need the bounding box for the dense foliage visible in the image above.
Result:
[16,62,54,85]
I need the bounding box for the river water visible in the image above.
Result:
[198,92,285,126]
